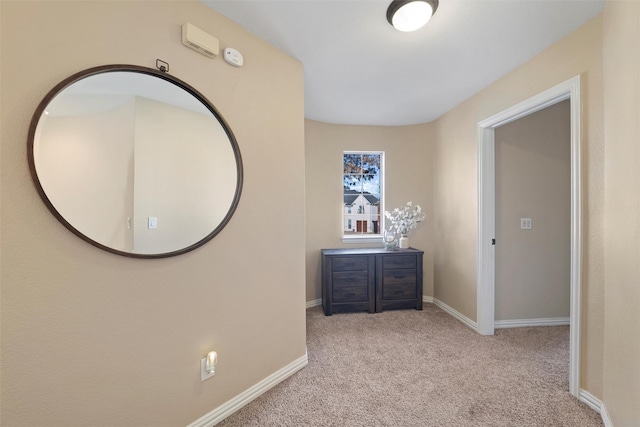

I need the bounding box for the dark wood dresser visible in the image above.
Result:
[321,247,423,316]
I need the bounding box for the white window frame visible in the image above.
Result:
[342,151,385,244]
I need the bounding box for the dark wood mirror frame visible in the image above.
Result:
[28,64,244,258]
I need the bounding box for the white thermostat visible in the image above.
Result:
[224,48,244,67]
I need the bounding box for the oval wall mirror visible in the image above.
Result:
[28,64,243,258]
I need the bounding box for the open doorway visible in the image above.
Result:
[494,100,571,326]
[477,75,582,398]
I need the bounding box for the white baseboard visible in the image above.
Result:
[188,351,309,427]
[600,401,613,427]
[306,298,322,309]
[579,389,613,427]
[431,297,478,332]
[579,388,602,413]
[423,295,434,303]
[495,317,570,329]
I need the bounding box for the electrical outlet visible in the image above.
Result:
[200,358,215,382]
[520,218,532,230]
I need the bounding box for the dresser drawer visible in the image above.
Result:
[332,256,368,272]
[333,271,368,288]
[382,283,417,300]
[383,255,417,270]
[382,269,417,300]
[383,269,417,285]
[333,285,369,302]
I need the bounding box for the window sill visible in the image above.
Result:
[341,235,383,244]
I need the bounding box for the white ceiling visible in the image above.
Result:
[202,0,604,126]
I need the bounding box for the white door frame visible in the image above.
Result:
[477,75,582,397]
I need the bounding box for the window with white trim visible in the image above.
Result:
[343,152,383,240]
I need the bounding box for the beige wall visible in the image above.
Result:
[305,120,435,302]
[0,2,305,426]
[432,16,604,396]
[602,1,640,425]
[494,100,571,321]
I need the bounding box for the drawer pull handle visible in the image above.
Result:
[345,277,356,282]
[394,274,405,279]
[345,293,356,297]
[394,290,404,295]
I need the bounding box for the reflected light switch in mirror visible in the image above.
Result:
[148,217,158,229]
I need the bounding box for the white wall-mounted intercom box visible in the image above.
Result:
[182,23,219,59]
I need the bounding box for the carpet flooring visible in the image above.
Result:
[218,304,603,426]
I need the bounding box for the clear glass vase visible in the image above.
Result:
[383,229,398,250]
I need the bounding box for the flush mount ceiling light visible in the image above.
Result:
[387,0,439,32]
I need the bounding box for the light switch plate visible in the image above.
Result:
[148,217,158,229]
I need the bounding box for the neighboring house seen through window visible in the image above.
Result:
[343,152,383,239]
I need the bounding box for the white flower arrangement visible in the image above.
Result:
[384,201,425,236]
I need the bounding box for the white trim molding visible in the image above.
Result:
[432,298,478,332]
[477,75,582,398]
[341,235,384,244]
[579,389,614,427]
[477,122,496,336]
[600,401,613,427]
[580,389,603,413]
[188,351,309,427]
[306,298,322,309]
[495,317,570,328]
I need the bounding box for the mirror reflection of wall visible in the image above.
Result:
[132,96,236,254]
[36,95,137,251]
[30,66,243,257]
